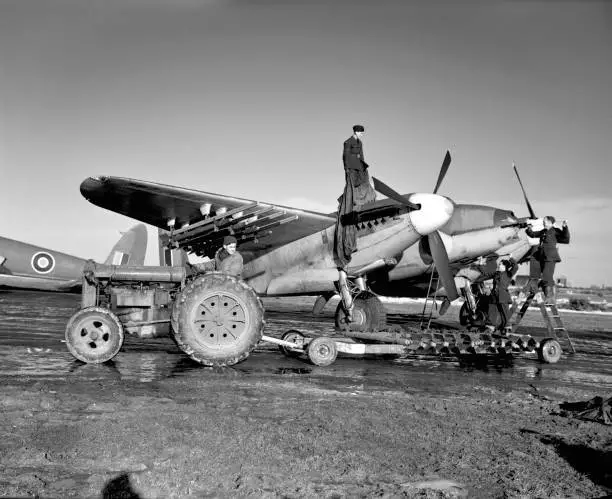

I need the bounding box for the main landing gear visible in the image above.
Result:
[334,291,387,332]
[334,269,387,332]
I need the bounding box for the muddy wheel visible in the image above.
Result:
[334,292,387,332]
[65,307,124,363]
[279,329,306,358]
[307,336,337,366]
[171,272,264,366]
[538,338,562,364]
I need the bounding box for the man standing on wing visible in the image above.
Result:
[334,124,377,322]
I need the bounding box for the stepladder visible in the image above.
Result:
[538,301,576,354]
[510,281,575,354]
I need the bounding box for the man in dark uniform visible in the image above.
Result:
[343,125,376,206]
[334,125,377,267]
[526,216,570,303]
[485,258,518,333]
[334,125,377,321]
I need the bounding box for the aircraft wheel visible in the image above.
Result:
[307,336,337,366]
[334,292,387,332]
[65,307,124,363]
[171,272,264,367]
[279,329,306,358]
[538,338,562,364]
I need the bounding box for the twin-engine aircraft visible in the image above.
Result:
[0,224,147,292]
[79,155,541,329]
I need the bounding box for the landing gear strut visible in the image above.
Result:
[459,282,489,328]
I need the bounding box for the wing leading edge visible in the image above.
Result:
[80,176,335,257]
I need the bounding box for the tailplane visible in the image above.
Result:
[104,224,148,266]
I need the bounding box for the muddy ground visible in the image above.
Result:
[0,291,611,498]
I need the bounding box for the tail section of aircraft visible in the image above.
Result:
[0,224,148,292]
[104,224,148,266]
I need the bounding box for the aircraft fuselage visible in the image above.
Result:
[0,237,84,292]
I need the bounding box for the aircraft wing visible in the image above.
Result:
[81,176,335,258]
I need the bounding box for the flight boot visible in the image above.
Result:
[543,286,556,305]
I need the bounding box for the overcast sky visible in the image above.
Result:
[1,0,610,286]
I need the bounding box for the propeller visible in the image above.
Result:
[512,163,543,267]
[428,231,459,301]
[513,163,537,219]
[371,177,421,210]
[372,149,452,209]
[428,151,459,301]
[433,150,452,195]
[501,163,539,227]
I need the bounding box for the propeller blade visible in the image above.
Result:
[372,177,420,210]
[433,150,452,194]
[513,163,537,219]
[428,231,459,301]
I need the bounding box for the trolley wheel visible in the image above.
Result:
[334,292,387,332]
[171,272,264,367]
[538,338,562,364]
[65,307,124,363]
[307,337,338,366]
[279,329,306,358]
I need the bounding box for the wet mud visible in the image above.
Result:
[0,290,611,498]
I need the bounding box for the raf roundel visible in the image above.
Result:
[31,252,56,274]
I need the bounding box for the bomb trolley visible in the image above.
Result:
[272,325,565,366]
[65,261,265,366]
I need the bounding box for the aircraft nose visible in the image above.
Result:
[80,176,105,200]
[407,193,454,236]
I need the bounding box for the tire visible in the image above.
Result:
[538,338,562,364]
[334,292,387,332]
[65,307,124,363]
[171,272,264,366]
[279,330,306,358]
[307,337,338,366]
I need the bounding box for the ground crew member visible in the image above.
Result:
[485,258,518,333]
[526,216,570,303]
[189,235,244,278]
[334,124,377,322]
[342,125,377,207]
